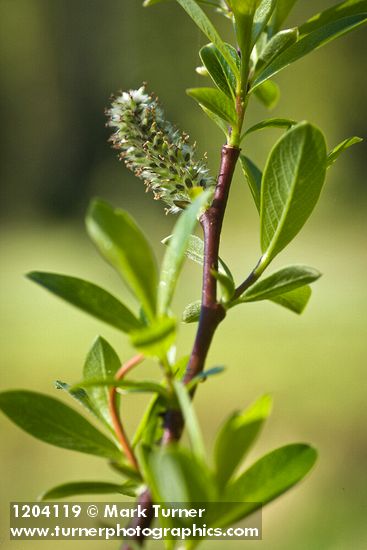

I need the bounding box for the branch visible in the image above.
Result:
[163,144,240,442]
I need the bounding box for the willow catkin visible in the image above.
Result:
[106,86,215,214]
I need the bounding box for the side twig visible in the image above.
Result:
[109,353,144,471]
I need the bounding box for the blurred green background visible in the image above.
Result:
[0,1,366,548]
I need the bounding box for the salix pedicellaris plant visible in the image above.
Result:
[1,1,366,548]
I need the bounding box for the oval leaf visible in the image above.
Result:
[55,381,96,417]
[27,272,142,333]
[271,285,312,314]
[187,87,237,125]
[162,233,233,279]
[187,366,226,390]
[83,337,121,432]
[211,269,235,301]
[132,394,165,448]
[200,43,236,98]
[175,0,240,76]
[225,444,317,512]
[214,395,272,488]
[239,265,321,302]
[39,481,137,501]
[240,155,262,212]
[253,14,367,91]
[243,117,297,138]
[86,199,158,320]
[200,104,229,137]
[327,136,363,167]
[130,316,177,358]
[144,446,216,503]
[256,28,299,72]
[182,300,201,323]
[231,0,261,13]
[252,0,277,44]
[174,381,206,460]
[271,0,298,32]
[158,190,212,315]
[260,122,327,262]
[0,391,121,460]
[299,0,367,36]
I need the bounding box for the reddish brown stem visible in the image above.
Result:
[163,145,240,442]
[108,353,144,471]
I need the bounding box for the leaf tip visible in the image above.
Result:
[86,197,110,225]
[25,271,39,282]
[260,393,273,414]
[247,393,273,420]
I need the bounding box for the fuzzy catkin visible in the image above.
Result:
[106,86,215,214]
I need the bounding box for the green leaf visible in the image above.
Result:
[144,446,216,503]
[200,105,229,137]
[182,300,201,323]
[327,136,363,166]
[243,117,297,138]
[231,2,260,72]
[187,366,226,390]
[174,381,206,460]
[55,381,96,417]
[39,481,137,501]
[162,233,233,279]
[211,269,235,302]
[252,0,277,45]
[162,233,204,265]
[173,354,190,379]
[77,378,170,400]
[108,460,141,481]
[83,337,121,431]
[86,199,158,320]
[143,0,169,5]
[256,28,299,71]
[214,395,272,488]
[187,87,237,125]
[253,14,367,91]
[27,272,142,333]
[230,0,261,12]
[299,0,367,36]
[158,190,212,315]
[254,79,280,109]
[199,43,236,98]
[0,391,121,460]
[240,155,262,212]
[132,394,165,448]
[238,265,321,302]
[271,285,312,314]
[130,316,177,357]
[260,122,327,262]
[175,0,240,76]
[225,444,317,513]
[271,0,298,32]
